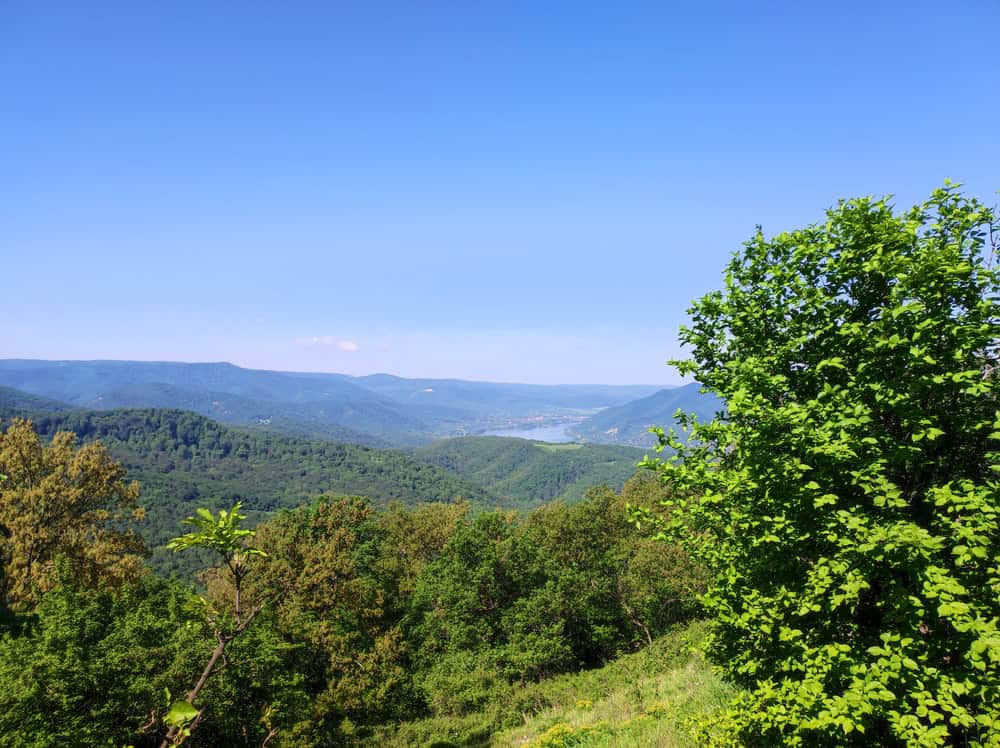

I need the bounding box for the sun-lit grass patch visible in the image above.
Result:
[373,620,735,747]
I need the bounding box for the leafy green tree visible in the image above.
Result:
[0,568,307,748]
[645,185,1000,745]
[406,487,706,719]
[611,476,708,644]
[248,496,410,739]
[409,512,520,674]
[0,418,145,610]
[375,500,469,598]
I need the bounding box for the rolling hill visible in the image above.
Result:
[1,383,676,574]
[412,435,647,506]
[0,405,499,575]
[570,382,722,447]
[0,385,75,413]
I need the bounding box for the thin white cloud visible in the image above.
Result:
[296,335,359,352]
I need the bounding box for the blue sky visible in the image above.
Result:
[2,1,998,384]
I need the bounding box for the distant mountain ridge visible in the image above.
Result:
[570,382,721,447]
[0,359,667,446]
[354,373,668,415]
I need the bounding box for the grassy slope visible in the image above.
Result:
[373,620,733,747]
[412,436,648,508]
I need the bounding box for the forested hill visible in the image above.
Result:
[571,382,721,446]
[412,435,646,506]
[0,384,75,413]
[2,406,498,573]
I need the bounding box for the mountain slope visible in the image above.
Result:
[412,435,646,507]
[571,382,722,446]
[83,382,410,447]
[0,360,446,445]
[2,406,499,573]
[0,385,75,413]
[380,620,732,747]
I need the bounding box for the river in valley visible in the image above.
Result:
[480,423,580,442]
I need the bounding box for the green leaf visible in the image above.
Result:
[164,701,199,728]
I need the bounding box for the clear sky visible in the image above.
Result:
[2,1,998,384]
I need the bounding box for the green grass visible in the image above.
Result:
[495,657,730,747]
[370,620,735,747]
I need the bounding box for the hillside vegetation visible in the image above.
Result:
[0,442,709,747]
[377,619,734,747]
[0,403,658,577]
[0,385,75,413]
[0,406,497,573]
[412,436,647,506]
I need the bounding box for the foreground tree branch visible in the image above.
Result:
[158,503,267,748]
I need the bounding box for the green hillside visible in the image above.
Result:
[80,381,401,446]
[571,383,721,447]
[412,435,647,507]
[0,385,75,413]
[376,619,733,747]
[2,406,498,574]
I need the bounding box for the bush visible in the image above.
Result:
[0,574,202,747]
[419,650,511,717]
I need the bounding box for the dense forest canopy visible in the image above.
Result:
[412,435,646,506]
[0,407,498,575]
